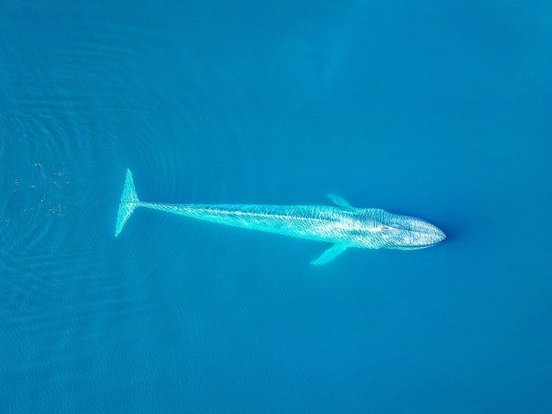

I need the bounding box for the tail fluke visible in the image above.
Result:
[115,169,139,237]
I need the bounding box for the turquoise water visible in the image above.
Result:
[1,1,551,413]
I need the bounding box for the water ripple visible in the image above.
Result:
[0,11,264,410]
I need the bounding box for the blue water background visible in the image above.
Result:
[1,1,551,413]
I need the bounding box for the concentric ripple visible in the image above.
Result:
[0,6,263,405]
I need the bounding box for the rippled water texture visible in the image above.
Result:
[1,2,552,413]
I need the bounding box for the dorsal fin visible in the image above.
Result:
[326,193,354,209]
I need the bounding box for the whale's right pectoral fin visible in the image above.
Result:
[311,244,349,266]
[326,194,354,209]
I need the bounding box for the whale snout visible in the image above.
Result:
[415,222,447,247]
[432,227,447,244]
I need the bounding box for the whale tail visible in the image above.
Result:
[115,169,140,237]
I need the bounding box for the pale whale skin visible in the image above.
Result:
[115,170,446,265]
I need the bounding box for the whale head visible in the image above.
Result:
[354,209,447,250]
[380,213,447,249]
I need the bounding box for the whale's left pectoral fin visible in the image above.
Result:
[326,194,354,209]
[311,244,349,266]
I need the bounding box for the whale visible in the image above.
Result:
[115,169,446,265]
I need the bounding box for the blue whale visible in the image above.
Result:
[115,170,446,265]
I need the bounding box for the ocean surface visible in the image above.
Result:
[1,1,551,413]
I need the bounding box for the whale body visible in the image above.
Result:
[115,169,446,265]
